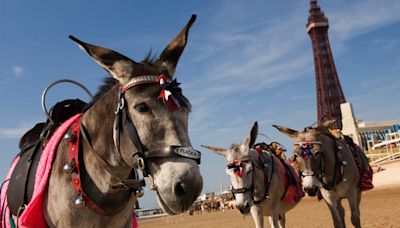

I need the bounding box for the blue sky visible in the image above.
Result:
[1,0,399,209]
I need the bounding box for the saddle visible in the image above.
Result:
[7,99,87,216]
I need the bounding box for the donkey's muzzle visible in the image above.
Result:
[236,201,251,214]
[173,177,203,209]
[304,186,319,197]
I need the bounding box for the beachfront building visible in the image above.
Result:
[341,102,400,151]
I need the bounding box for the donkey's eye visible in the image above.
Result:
[134,103,150,113]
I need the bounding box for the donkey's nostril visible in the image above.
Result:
[174,182,186,197]
[245,202,250,211]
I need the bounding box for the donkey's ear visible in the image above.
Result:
[201,145,227,157]
[69,35,139,84]
[319,119,338,131]
[156,15,196,77]
[243,122,258,149]
[273,124,298,139]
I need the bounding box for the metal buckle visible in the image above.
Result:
[114,97,125,115]
[137,157,145,170]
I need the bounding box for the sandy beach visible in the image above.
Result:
[139,161,400,228]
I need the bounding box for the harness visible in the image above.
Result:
[5,75,201,218]
[5,99,87,217]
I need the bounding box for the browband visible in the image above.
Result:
[121,75,171,93]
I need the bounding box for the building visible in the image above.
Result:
[341,102,400,151]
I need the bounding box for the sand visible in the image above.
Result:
[139,161,400,228]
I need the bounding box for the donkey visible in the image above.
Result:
[274,120,362,228]
[203,122,303,228]
[1,15,202,228]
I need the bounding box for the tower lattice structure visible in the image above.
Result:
[307,0,346,128]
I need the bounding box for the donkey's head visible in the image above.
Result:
[71,15,202,214]
[202,122,261,214]
[273,121,336,196]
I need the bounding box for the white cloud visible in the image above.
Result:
[182,0,400,162]
[0,126,29,139]
[12,66,23,77]
[329,0,400,41]
[0,121,38,139]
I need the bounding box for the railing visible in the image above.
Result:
[366,147,400,165]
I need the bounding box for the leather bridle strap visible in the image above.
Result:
[231,187,252,194]
[80,122,145,191]
[144,146,201,164]
[121,100,148,172]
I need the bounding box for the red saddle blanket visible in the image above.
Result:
[345,139,374,191]
[0,114,82,228]
[0,114,138,228]
[275,157,305,205]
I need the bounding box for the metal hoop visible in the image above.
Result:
[41,79,93,125]
[258,133,272,144]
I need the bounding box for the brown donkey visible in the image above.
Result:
[274,120,362,228]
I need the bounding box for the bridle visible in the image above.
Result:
[294,137,342,190]
[65,74,201,215]
[293,141,322,179]
[227,153,272,204]
[112,74,201,178]
[227,159,254,197]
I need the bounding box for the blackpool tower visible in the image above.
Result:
[307,0,346,128]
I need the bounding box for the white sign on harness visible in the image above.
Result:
[173,147,201,160]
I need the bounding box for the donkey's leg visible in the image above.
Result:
[250,205,264,228]
[278,213,286,228]
[348,191,361,228]
[337,200,346,228]
[322,195,344,228]
[267,206,280,228]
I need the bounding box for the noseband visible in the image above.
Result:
[113,74,201,178]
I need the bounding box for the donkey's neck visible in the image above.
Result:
[80,84,133,192]
[250,150,268,201]
[320,134,340,187]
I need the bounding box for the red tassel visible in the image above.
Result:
[157,75,180,111]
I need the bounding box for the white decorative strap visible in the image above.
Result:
[122,75,169,92]
[294,141,322,146]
